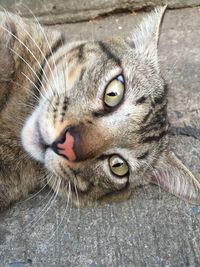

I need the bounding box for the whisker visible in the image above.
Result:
[0,22,53,104]
[6,45,47,102]
[20,4,61,97]
[74,182,80,208]
[21,71,56,110]
[73,180,81,223]
[4,9,58,97]
[18,173,53,204]
[60,37,68,97]
[10,79,41,103]
[23,176,59,231]
[21,72,43,99]
[46,181,71,243]
[1,7,59,101]
[10,49,57,110]
[17,101,36,110]
[29,177,61,229]
[73,175,81,217]
[1,14,53,94]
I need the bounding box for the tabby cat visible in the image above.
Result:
[0,6,199,211]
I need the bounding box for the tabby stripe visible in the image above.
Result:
[78,44,85,62]
[142,108,152,123]
[151,83,168,107]
[140,105,167,132]
[44,40,86,81]
[141,111,167,133]
[143,95,167,126]
[141,130,168,143]
[98,41,121,65]
[33,36,64,99]
[137,151,149,160]
[0,86,12,112]
[58,44,86,66]
[143,121,168,133]
[154,94,167,105]
[79,67,86,82]
[60,96,69,122]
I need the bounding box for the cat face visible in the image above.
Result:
[21,7,200,206]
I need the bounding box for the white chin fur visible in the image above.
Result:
[21,109,45,162]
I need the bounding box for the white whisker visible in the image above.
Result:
[74,182,80,208]
[30,177,61,229]
[20,4,61,96]
[0,16,54,95]
[6,45,47,102]
[73,181,81,223]
[10,79,41,103]
[4,9,58,97]
[46,181,71,243]
[18,173,53,204]
[23,176,59,231]
[21,72,56,110]
[21,72,43,98]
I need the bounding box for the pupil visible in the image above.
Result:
[113,162,123,168]
[107,92,117,97]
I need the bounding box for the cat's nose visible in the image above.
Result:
[51,127,77,162]
[51,124,107,162]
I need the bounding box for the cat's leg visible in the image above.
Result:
[0,153,44,211]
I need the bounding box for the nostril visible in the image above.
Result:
[51,140,59,155]
[51,128,69,154]
[58,128,68,144]
[51,128,77,162]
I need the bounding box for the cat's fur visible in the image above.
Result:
[0,7,199,211]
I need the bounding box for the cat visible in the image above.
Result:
[0,6,199,211]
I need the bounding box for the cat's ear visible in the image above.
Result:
[149,151,200,205]
[127,6,167,56]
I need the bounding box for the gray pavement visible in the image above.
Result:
[0,7,200,267]
[1,0,200,23]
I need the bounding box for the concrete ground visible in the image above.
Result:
[0,7,200,267]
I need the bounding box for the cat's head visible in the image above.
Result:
[21,7,200,206]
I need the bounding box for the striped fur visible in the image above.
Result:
[0,7,199,211]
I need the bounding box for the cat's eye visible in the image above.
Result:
[104,75,125,107]
[109,155,129,177]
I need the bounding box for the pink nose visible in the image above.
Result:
[51,130,77,161]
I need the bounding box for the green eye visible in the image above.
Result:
[109,155,129,177]
[104,75,125,107]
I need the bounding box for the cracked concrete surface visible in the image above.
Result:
[1,0,200,23]
[0,7,200,267]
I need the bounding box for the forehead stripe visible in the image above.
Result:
[78,43,85,62]
[33,36,64,99]
[98,41,121,65]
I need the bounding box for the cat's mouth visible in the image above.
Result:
[36,122,50,153]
